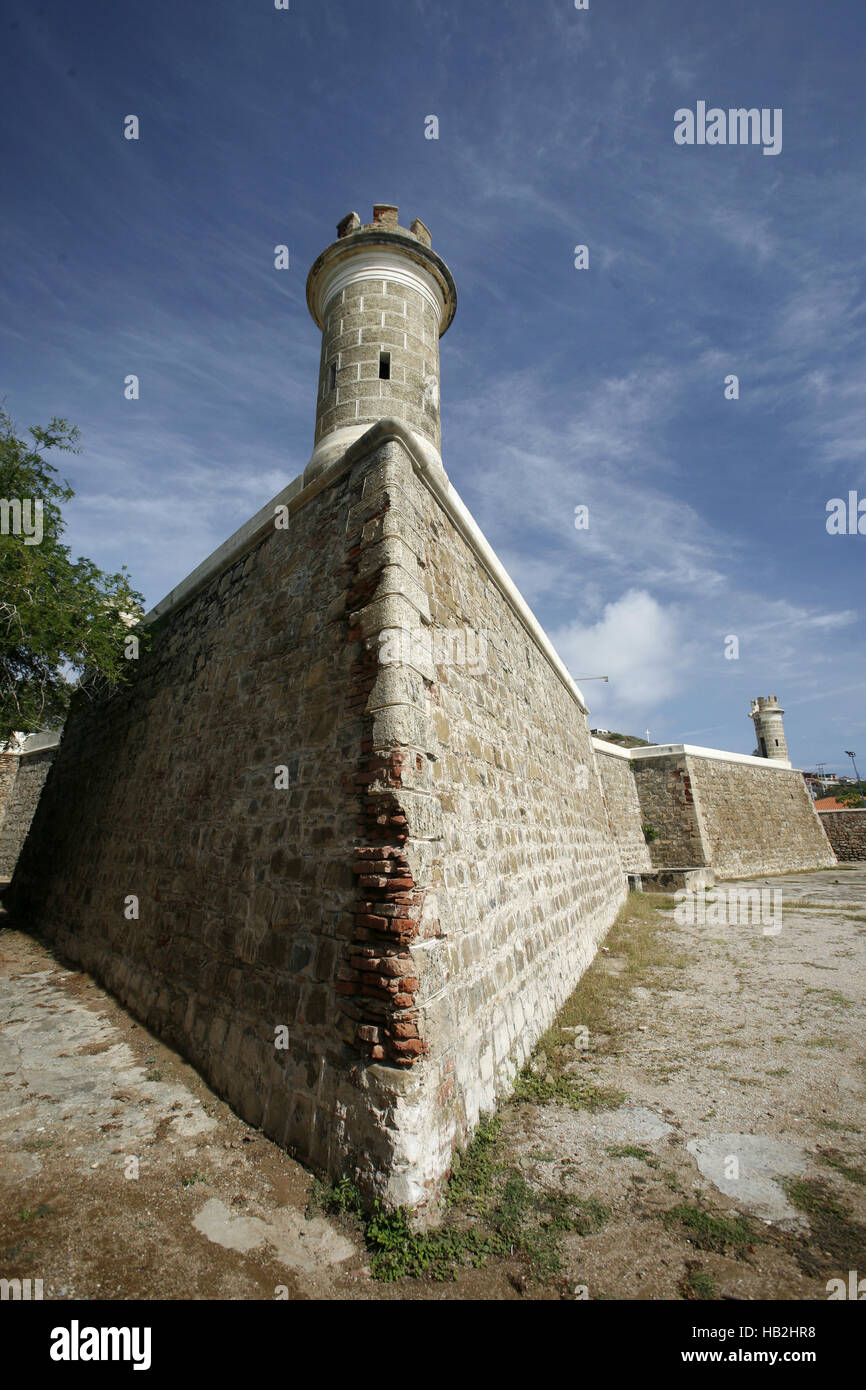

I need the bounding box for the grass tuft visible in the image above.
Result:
[820,1152,866,1187]
[606,1143,660,1168]
[681,1267,718,1300]
[665,1202,753,1254]
[512,1067,624,1111]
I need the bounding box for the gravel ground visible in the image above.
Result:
[1,864,864,1301]
[499,865,866,1299]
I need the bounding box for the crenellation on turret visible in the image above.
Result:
[336,210,360,239]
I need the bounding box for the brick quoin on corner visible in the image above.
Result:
[336,489,429,1067]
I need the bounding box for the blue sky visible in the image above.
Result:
[2,0,864,772]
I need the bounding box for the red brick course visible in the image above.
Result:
[337,492,427,1066]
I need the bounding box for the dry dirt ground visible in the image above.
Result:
[1,865,865,1301]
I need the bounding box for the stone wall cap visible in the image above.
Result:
[143,417,588,716]
[20,731,61,754]
[591,737,633,760]
[2,730,61,755]
[628,742,794,770]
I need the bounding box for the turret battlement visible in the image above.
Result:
[751,695,783,713]
[335,205,434,247]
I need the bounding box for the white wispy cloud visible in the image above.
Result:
[551,589,687,714]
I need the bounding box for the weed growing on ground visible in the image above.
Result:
[19,1203,53,1223]
[606,1144,660,1168]
[512,1068,624,1110]
[665,1202,754,1254]
[313,1113,611,1283]
[681,1266,718,1300]
[780,1176,866,1279]
[819,1152,866,1187]
[310,893,684,1285]
[445,1114,503,1212]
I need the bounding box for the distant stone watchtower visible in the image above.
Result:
[750,695,790,762]
[304,204,457,482]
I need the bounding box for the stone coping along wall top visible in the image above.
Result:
[593,737,793,772]
[144,418,589,715]
[590,737,633,761]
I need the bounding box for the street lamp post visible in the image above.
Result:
[845,751,866,808]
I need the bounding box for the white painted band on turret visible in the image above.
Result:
[314,249,448,330]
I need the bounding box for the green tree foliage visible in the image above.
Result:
[831,781,866,808]
[0,409,145,744]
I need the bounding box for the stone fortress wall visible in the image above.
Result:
[6,423,626,1214]
[382,435,627,1202]
[818,809,866,862]
[629,748,707,870]
[0,754,18,833]
[0,734,59,879]
[7,462,375,1189]
[681,749,836,878]
[594,740,836,879]
[592,740,652,875]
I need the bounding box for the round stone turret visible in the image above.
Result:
[750,695,790,762]
[304,204,457,480]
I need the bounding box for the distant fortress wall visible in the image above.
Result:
[594,739,836,878]
[0,754,18,838]
[0,734,60,879]
[676,748,836,878]
[818,809,866,863]
[592,739,652,875]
